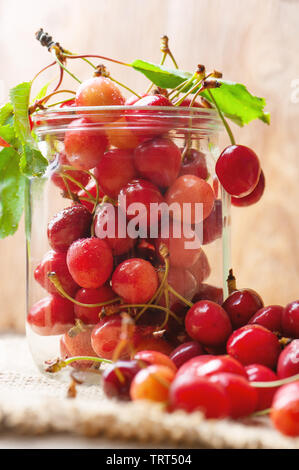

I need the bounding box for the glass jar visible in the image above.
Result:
[27,106,230,375]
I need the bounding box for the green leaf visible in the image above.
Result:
[20,144,48,177]
[9,82,32,143]
[202,80,270,126]
[131,60,270,126]
[10,82,48,175]
[0,103,13,127]
[0,147,25,238]
[0,125,16,146]
[131,59,191,89]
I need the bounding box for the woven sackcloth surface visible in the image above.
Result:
[0,334,298,449]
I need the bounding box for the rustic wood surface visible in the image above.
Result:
[0,0,299,331]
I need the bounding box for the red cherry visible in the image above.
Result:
[133,350,177,372]
[75,77,125,122]
[126,94,175,141]
[64,117,108,170]
[112,258,158,304]
[232,171,265,207]
[176,355,216,378]
[134,137,181,188]
[94,203,136,256]
[60,327,98,369]
[179,149,208,180]
[165,175,215,224]
[105,116,142,150]
[125,94,147,106]
[160,267,198,311]
[182,355,247,379]
[277,340,299,379]
[169,373,230,418]
[188,249,211,284]
[192,283,223,305]
[130,364,175,403]
[282,301,299,338]
[227,324,281,368]
[91,315,154,360]
[34,250,79,297]
[222,288,264,329]
[91,314,131,360]
[201,199,222,245]
[185,300,232,347]
[245,364,278,411]
[67,238,113,289]
[271,381,299,437]
[178,98,208,108]
[28,295,75,336]
[209,372,258,418]
[47,204,92,252]
[74,285,117,324]
[47,205,92,253]
[77,180,105,213]
[170,342,205,369]
[133,336,173,356]
[248,305,284,333]
[102,360,141,400]
[93,149,137,198]
[51,153,90,194]
[216,145,261,197]
[119,179,164,232]
[157,222,202,270]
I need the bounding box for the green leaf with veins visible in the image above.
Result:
[131,60,270,126]
[9,81,48,175]
[202,81,270,126]
[131,59,191,88]
[20,144,48,177]
[9,82,32,143]
[0,147,26,238]
[0,103,14,127]
[0,125,17,146]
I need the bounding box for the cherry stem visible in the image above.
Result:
[134,246,170,321]
[174,79,205,107]
[51,49,82,84]
[45,356,112,373]
[167,284,194,308]
[110,76,141,98]
[113,303,182,325]
[227,268,237,295]
[250,408,271,417]
[53,66,64,93]
[61,174,76,202]
[47,272,121,307]
[250,373,299,389]
[189,73,213,107]
[159,287,170,329]
[168,73,197,100]
[61,172,96,202]
[145,37,169,94]
[207,89,236,145]
[34,89,76,110]
[62,53,131,68]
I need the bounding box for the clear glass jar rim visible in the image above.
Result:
[33,105,223,136]
[34,105,221,116]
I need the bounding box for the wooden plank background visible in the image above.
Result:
[0,0,299,331]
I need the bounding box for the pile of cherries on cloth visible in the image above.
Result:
[28,76,299,438]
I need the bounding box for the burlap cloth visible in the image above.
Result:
[0,334,298,449]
